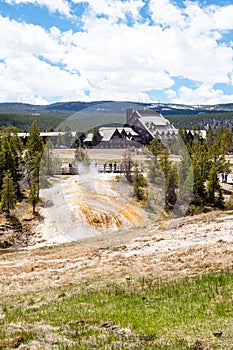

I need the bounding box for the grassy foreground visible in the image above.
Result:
[0,269,233,349]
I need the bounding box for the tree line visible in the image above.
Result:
[0,122,44,216]
[1,122,233,218]
[141,126,232,215]
[0,121,88,217]
[167,112,233,130]
[178,126,232,212]
[0,113,63,132]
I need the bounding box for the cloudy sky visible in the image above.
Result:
[0,0,233,105]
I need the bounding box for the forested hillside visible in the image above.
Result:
[167,112,233,129]
[1,100,233,131]
[0,113,64,131]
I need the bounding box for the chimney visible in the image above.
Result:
[126,108,133,124]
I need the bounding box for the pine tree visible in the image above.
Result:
[208,144,230,174]
[166,163,178,208]
[148,137,163,157]
[1,171,16,217]
[148,155,164,187]
[192,141,210,179]
[206,125,214,148]
[0,129,22,196]
[26,121,44,158]
[40,138,54,176]
[207,163,224,208]
[29,180,40,214]
[132,165,148,203]
[192,157,207,206]
[158,149,178,208]
[215,127,231,154]
[25,121,44,213]
[147,145,178,210]
[92,127,102,146]
[177,150,193,204]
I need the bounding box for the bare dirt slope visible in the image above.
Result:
[0,209,232,298]
[0,173,233,298]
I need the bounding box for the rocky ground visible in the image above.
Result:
[0,209,233,299]
[0,174,233,298]
[0,212,39,249]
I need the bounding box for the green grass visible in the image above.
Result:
[1,269,233,349]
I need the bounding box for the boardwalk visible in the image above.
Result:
[55,167,79,175]
[54,162,143,176]
[97,162,141,174]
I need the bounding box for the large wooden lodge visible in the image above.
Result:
[83,108,178,148]
[17,108,179,148]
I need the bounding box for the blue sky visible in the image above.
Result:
[0,0,233,105]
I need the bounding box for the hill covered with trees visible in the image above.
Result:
[0,113,64,131]
[1,101,233,131]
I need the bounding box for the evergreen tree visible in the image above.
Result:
[191,157,207,206]
[178,128,190,146]
[25,121,44,213]
[148,137,163,157]
[182,126,230,210]
[205,125,214,148]
[188,140,210,207]
[191,141,210,179]
[0,129,22,196]
[40,138,54,176]
[208,144,230,174]
[148,143,178,210]
[207,163,224,208]
[158,149,178,208]
[166,163,178,208]
[0,136,11,189]
[132,165,148,203]
[215,127,231,154]
[26,121,43,157]
[92,127,102,146]
[148,155,164,187]
[29,181,40,214]
[1,171,16,217]
[177,151,193,204]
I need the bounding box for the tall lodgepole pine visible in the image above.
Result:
[1,171,16,217]
[25,121,44,214]
[0,127,23,201]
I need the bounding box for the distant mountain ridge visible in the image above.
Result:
[1,100,233,131]
[1,101,233,116]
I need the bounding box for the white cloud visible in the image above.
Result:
[5,0,72,17]
[212,5,233,31]
[0,16,65,61]
[0,0,233,104]
[73,0,144,23]
[149,0,186,28]
[0,16,90,103]
[166,83,233,105]
[0,55,90,103]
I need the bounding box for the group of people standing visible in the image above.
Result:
[95,161,144,174]
[103,161,118,172]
